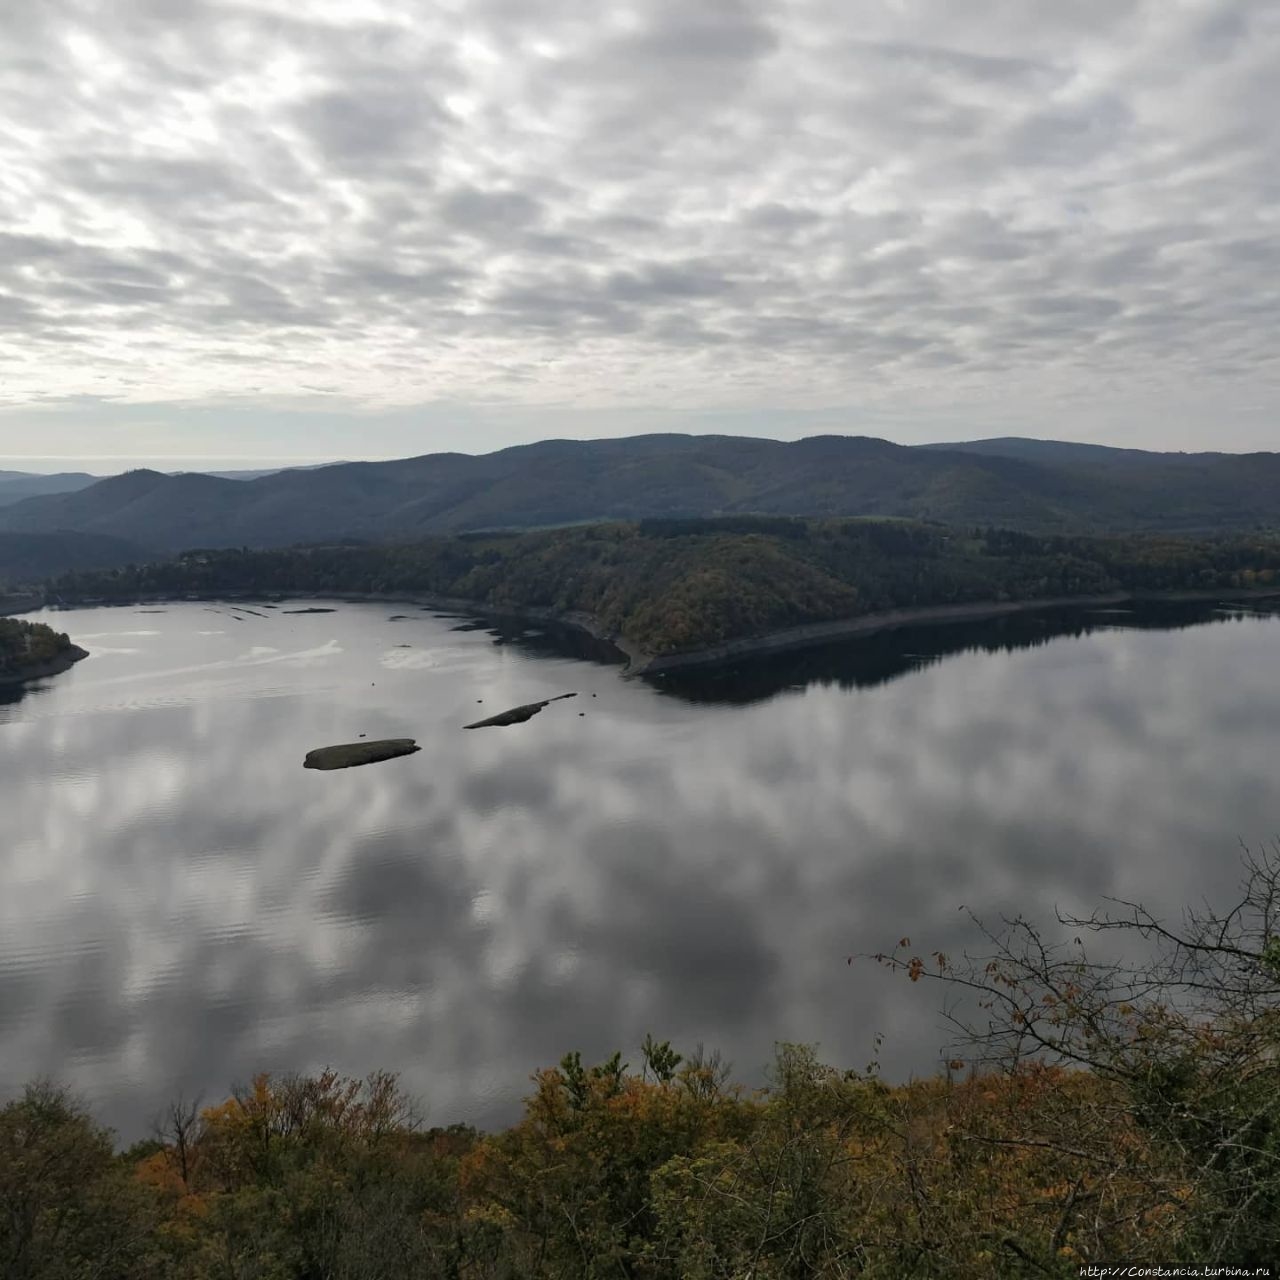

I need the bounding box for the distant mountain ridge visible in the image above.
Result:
[0,463,326,507]
[1,434,1278,557]
[0,471,100,507]
[923,437,1196,464]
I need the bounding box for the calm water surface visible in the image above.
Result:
[2,598,1278,1138]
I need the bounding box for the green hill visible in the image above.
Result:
[4,435,1280,557]
[50,518,1280,662]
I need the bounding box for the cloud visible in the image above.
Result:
[0,0,1278,456]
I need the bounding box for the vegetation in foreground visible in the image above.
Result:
[0,616,78,680]
[6,846,1280,1277]
[49,517,1280,657]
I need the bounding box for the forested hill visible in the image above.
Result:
[0,531,151,588]
[5,433,1280,554]
[50,519,1280,660]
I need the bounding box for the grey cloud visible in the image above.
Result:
[59,155,277,209]
[294,86,452,168]
[1006,99,1134,168]
[741,203,824,233]
[1218,238,1279,267]
[438,187,544,234]
[0,294,39,328]
[0,0,1277,451]
[647,315,733,347]
[326,261,475,301]
[845,39,1060,85]
[605,260,737,302]
[1189,6,1255,62]
[619,0,779,65]
[1023,295,1123,322]
[492,275,640,335]
[936,212,1060,263]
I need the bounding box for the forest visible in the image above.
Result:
[7,435,1280,554]
[46,518,1280,658]
[6,842,1280,1277]
[0,617,77,679]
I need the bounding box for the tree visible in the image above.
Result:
[153,1092,203,1189]
[0,1081,156,1279]
[875,840,1280,1266]
[640,1034,683,1084]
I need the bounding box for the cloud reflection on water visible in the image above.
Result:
[1,601,1277,1138]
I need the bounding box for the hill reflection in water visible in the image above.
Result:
[483,597,1277,705]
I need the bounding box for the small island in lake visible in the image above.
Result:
[464,692,577,729]
[303,738,421,770]
[0,617,88,685]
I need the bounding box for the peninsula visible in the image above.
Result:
[0,617,88,686]
[44,517,1280,675]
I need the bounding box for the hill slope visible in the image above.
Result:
[3,435,1279,552]
[0,530,151,587]
[50,519,1280,660]
[0,471,99,507]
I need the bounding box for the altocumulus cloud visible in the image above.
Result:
[1,0,1278,456]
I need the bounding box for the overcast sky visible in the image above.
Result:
[1,0,1277,471]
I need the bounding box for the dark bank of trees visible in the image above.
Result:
[7,845,1280,1276]
[0,617,75,678]
[47,519,1280,657]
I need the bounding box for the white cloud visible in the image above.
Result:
[0,0,1277,458]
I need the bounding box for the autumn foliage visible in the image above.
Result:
[48,518,1280,658]
[0,1051,1215,1278]
[6,847,1280,1275]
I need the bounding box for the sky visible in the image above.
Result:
[1,0,1278,473]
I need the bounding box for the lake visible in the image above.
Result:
[2,597,1278,1140]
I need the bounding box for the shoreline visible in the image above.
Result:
[30,588,650,670]
[629,587,1280,674]
[31,585,1280,678]
[0,643,89,687]
[0,593,43,618]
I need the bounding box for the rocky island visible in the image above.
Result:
[0,617,88,686]
[303,739,421,770]
[464,692,577,728]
